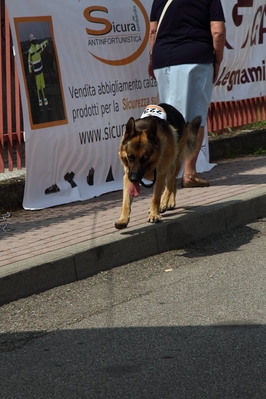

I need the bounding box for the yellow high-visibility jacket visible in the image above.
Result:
[28,40,48,75]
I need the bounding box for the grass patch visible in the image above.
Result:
[253,147,266,155]
[249,120,266,129]
[209,120,266,138]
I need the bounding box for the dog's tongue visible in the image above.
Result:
[129,182,140,197]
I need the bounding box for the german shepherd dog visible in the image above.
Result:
[114,103,201,229]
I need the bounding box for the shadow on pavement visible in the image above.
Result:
[178,224,261,258]
[0,324,265,398]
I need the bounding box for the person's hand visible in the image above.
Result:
[148,58,156,80]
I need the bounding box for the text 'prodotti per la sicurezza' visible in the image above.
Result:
[68,78,158,145]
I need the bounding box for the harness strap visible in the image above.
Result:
[140,169,157,188]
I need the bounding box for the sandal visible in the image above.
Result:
[181,174,210,188]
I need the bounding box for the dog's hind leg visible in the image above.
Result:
[115,173,134,229]
[160,178,176,213]
[148,173,166,223]
[160,161,181,213]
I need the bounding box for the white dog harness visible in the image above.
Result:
[140,105,167,120]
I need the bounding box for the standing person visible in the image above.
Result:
[148,0,226,187]
[28,34,49,107]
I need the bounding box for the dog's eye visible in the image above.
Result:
[140,156,148,164]
[127,155,135,163]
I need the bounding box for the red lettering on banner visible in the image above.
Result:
[215,60,266,92]
[229,2,266,49]
[259,5,266,44]
[236,5,266,48]
[232,0,254,27]
[246,5,266,47]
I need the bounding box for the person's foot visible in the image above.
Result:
[181,174,209,188]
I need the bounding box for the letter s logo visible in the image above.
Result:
[86,0,149,66]
[84,6,112,36]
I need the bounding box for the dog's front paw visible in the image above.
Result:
[148,213,161,223]
[160,202,175,213]
[160,203,168,213]
[160,193,175,213]
[159,198,168,213]
[115,218,129,230]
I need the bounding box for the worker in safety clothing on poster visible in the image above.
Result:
[28,34,49,107]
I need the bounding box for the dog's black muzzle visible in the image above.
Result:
[129,171,144,183]
[129,170,157,188]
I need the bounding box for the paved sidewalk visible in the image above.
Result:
[0,155,266,306]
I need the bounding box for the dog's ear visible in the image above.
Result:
[123,117,136,142]
[146,118,158,141]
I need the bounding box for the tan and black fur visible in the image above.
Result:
[115,103,201,229]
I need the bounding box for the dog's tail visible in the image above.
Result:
[180,115,202,160]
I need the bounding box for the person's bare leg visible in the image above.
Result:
[182,126,209,187]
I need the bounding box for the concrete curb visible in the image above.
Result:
[0,179,25,210]
[1,187,266,306]
[209,128,266,161]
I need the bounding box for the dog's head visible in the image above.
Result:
[119,116,160,190]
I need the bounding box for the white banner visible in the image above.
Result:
[212,0,266,102]
[5,0,266,209]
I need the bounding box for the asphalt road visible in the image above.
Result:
[1,218,266,399]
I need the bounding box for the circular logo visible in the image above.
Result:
[85,0,149,66]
